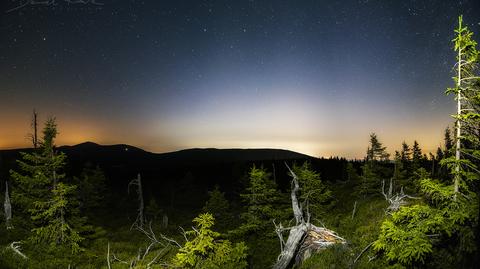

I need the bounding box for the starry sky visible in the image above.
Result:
[1,0,480,158]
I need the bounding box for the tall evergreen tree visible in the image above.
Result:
[411,140,424,171]
[360,133,390,196]
[202,185,233,231]
[366,133,390,161]
[238,166,283,234]
[10,118,83,253]
[374,16,480,267]
[293,162,333,218]
[400,141,411,164]
[392,151,408,192]
[444,127,454,157]
[74,164,107,214]
[444,15,480,198]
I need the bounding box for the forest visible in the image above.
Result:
[0,14,479,269]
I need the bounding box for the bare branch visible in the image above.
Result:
[129,174,145,230]
[7,242,27,260]
[351,201,357,220]
[107,242,111,269]
[353,241,374,264]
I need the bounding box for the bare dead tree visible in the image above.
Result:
[353,241,374,265]
[4,180,13,229]
[107,242,111,269]
[108,221,178,268]
[7,242,27,260]
[129,173,145,229]
[351,201,357,220]
[162,214,168,228]
[381,179,418,213]
[27,109,39,149]
[273,164,346,269]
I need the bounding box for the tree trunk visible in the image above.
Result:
[4,181,13,229]
[129,174,145,229]
[273,224,308,269]
[138,174,144,227]
[273,165,346,269]
[454,25,463,200]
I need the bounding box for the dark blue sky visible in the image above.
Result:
[1,0,480,157]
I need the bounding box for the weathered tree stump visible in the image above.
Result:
[273,164,346,269]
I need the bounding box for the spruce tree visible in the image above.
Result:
[411,140,424,171]
[173,213,248,269]
[10,118,83,253]
[360,133,390,196]
[293,162,332,217]
[374,16,480,267]
[238,166,283,234]
[202,185,233,231]
[366,133,390,161]
[444,127,454,157]
[74,164,107,214]
[392,151,408,192]
[400,141,411,165]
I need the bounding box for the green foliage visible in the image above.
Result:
[173,213,248,269]
[299,245,351,269]
[443,127,454,157]
[359,134,391,197]
[30,182,83,253]
[374,205,435,265]
[237,166,283,234]
[74,164,107,214]
[10,118,84,253]
[359,162,390,197]
[293,162,333,217]
[411,140,424,171]
[374,177,478,267]
[345,162,359,181]
[392,152,409,192]
[10,119,68,219]
[202,185,232,231]
[366,133,390,161]
[375,16,480,267]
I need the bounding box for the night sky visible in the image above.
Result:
[1,0,480,158]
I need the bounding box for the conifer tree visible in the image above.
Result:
[374,16,480,267]
[293,162,332,217]
[202,185,232,231]
[366,133,390,161]
[392,151,408,192]
[74,164,107,214]
[238,166,283,233]
[10,118,83,253]
[411,140,424,171]
[173,213,248,269]
[360,133,390,196]
[444,127,454,157]
[345,162,358,182]
[444,15,480,198]
[400,141,411,165]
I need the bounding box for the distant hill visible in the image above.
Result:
[1,142,311,166]
[45,142,312,173]
[0,142,314,189]
[57,141,312,163]
[0,142,354,209]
